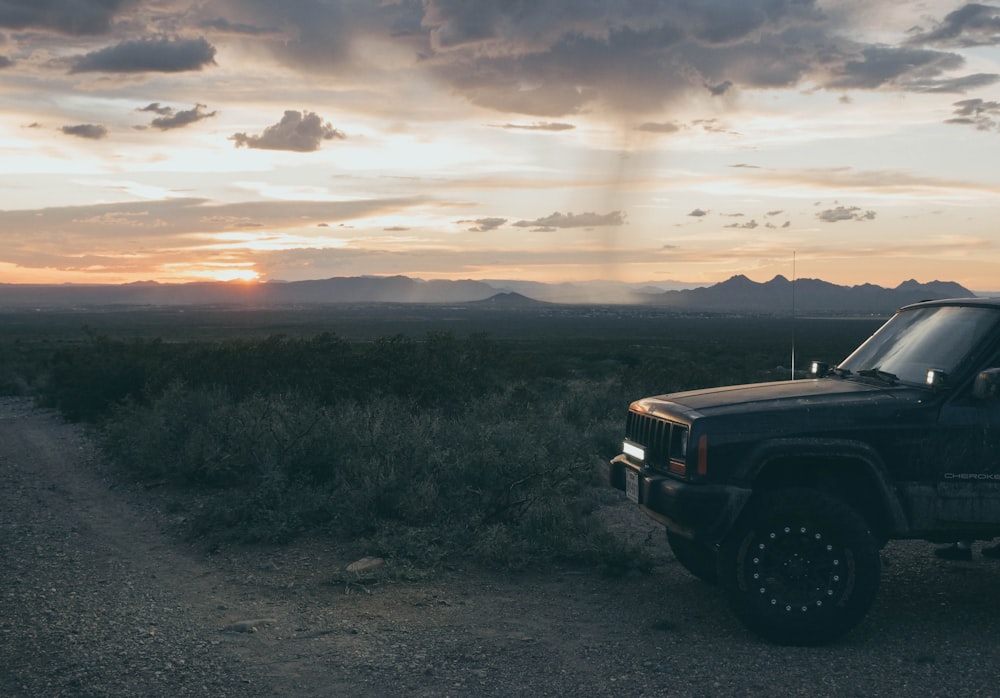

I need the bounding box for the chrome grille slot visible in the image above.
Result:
[625,411,686,472]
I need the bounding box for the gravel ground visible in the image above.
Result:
[3,396,1000,697]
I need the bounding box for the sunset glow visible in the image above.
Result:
[209,269,261,283]
[2,2,1000,291]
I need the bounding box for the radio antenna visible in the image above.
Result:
[790,251,796,380]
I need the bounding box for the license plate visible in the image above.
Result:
[625,469,639,503]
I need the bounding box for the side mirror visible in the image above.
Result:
[972,368,1000,400]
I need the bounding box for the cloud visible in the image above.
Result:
[460,217,507,232]
[61,123,108,140]
[419,2,1000,116]
[724,219,759,229]
[908,3,1000,48]
[706,80,733,96]
[231,111,346,152]
[0,0,129,35]
[137,103,173,116]
[140,2,996,121]
[0,55,11,68]
[138,103,218,130]
[215,0,395,72]
[947,98,1000,131]
[70,37,217,73]
[74,211,166,227]
[817,206,876,223]
[824,45,965,90]
[512,211,626,229]
[907,72,1000,93]
[688,208,709,217]
[198,17,280,37]
[636,121,681,134]
[494,122,574,131]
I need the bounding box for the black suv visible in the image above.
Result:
[608,297,1000,645]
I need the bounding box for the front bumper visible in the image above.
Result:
[607,454,751,544]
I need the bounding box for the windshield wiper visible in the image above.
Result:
[857,367,898,385]
[831,367,852,378]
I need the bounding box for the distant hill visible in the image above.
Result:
[647,275,974,314]
[0,274,976,313]
[465,292,547,307]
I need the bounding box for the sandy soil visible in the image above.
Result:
[3,396,1000,697]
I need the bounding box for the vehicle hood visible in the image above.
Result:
[637,378,929,421]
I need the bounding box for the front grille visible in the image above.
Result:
[625,410,687,472]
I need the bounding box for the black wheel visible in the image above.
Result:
[667,531,718,584]
[718,487,880,646]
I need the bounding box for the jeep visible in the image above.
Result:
[607,297,1000,645]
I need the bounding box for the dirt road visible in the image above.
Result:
[3,397,1000,697]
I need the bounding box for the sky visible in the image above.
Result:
[2,1,1000,291]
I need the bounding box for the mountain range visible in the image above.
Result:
[644,275,976,314]
[0,274,978,315]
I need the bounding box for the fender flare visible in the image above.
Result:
[737,437,910,536]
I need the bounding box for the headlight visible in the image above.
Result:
[623,440,645,461]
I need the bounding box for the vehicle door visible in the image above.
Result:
[935,348,1000,524]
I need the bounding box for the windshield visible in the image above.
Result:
[838,305,1000,385]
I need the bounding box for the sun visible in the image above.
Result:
[212,268,261,282]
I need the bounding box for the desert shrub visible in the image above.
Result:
[54,322,844,570]
[95,371,646,569]
[39,330,511,423]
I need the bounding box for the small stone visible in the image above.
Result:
[346,557,385,574]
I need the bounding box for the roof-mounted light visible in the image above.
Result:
[926,369,948,387]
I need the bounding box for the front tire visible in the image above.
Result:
[719,487,880,646]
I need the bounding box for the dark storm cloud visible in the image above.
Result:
[230,111,346,152]
[512,211,626,229]
[908,3,1000,48]
[0,55,11,68]
[193,1,998,118]
[70,37,216,74]
[417,0,828,115]
[61,123,108,139]
[0,0,130,35]
[817,206,876,223]
[139,103,218,131]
